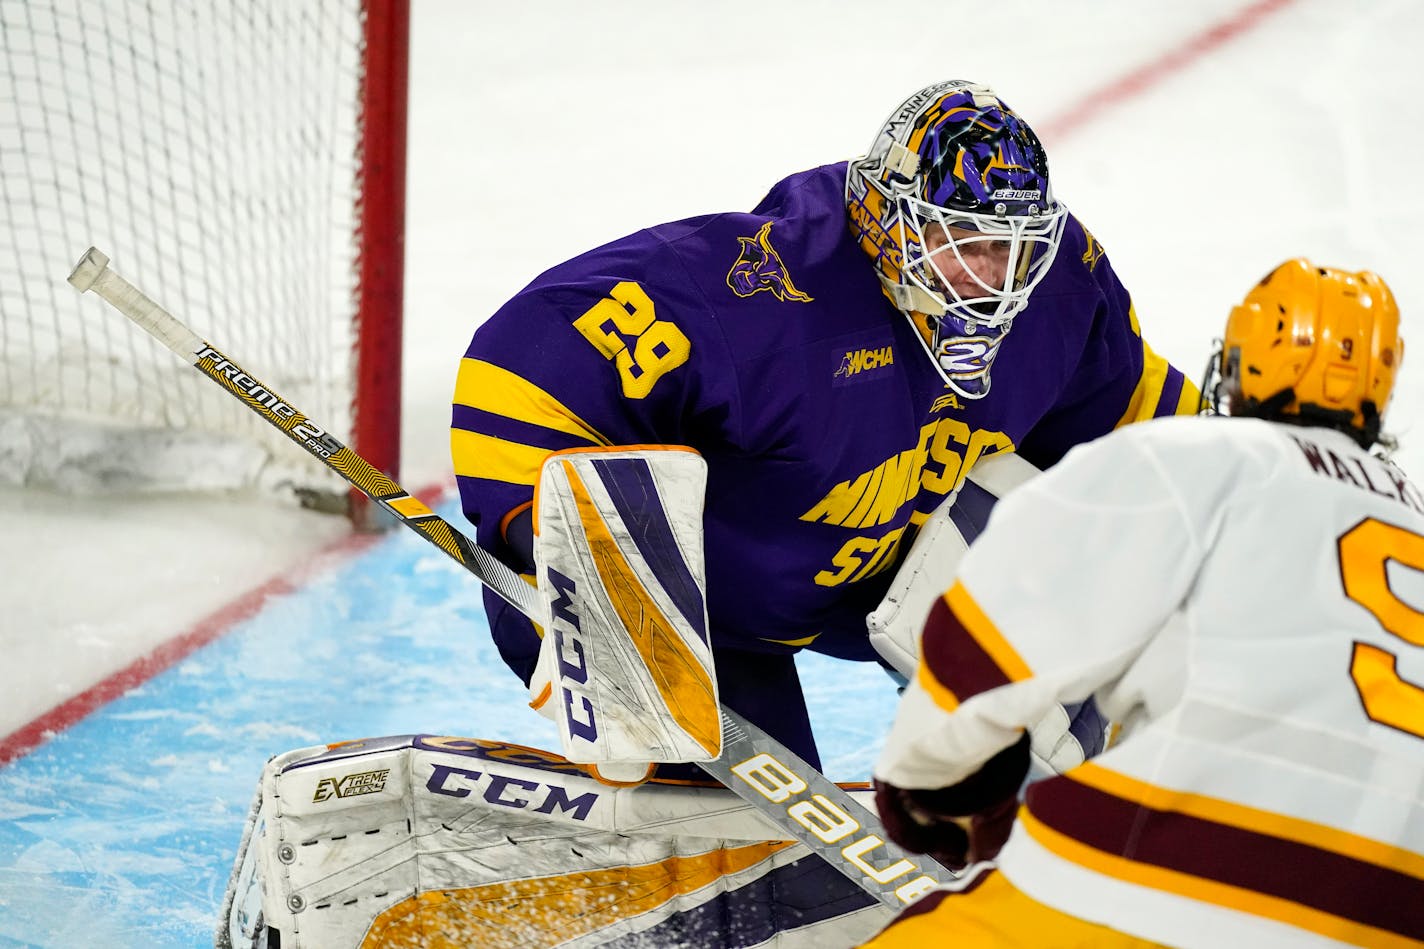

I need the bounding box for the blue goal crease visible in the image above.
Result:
[0,497,896,949]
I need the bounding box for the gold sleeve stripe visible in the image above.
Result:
[1018,806,1421,949]
[1113,337,1172,428]
[453,357,611,447]
[1169,375,1203,415]
[945,580,1033,683]
[1071,762,1424,881]
[450,427,553,486]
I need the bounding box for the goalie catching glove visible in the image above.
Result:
[528,445,721,783]
[866,451,1108,776]
[866,451,1040,682]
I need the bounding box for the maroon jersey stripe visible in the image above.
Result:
[1027,773,1424,940]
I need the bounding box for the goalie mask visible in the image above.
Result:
[1204,258,1402,448]
[847,81,1068,399]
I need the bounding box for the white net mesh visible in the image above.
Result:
[1,0,366,502]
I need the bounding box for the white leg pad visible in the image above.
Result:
[219,736,893,948]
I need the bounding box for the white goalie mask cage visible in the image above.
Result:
[848,81,1068,398]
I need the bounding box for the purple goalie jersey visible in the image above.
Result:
[452,162,1196,683]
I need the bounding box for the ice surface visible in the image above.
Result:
[5,1,1424,945]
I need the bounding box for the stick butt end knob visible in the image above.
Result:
[68,247,111,292]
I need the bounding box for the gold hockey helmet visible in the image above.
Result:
[1219,258,1402,446]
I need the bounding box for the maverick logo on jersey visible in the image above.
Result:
[726,221,814,303]
[312,768,390,803]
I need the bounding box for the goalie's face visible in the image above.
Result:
[922,223,1013,304]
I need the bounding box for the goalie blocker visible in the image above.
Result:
[528,446,721,782]
[219,734,895,948]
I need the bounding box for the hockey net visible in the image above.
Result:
[0,0,406,522]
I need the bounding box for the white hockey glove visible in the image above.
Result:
[529,446,720,785]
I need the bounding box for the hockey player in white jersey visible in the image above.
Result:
[860,258,1423,947]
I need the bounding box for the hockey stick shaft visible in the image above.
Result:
[69,247,955,907]
[67,247,541,622]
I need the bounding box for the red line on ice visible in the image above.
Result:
[0,482,453,767]
[1036,0,1299,142]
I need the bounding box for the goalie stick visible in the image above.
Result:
[68,247,957,909]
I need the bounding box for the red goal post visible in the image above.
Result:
[1,0,408,530]
[352,0,409,531]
